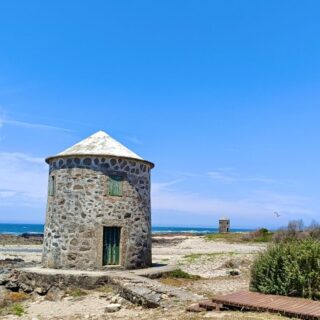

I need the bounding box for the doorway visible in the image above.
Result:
[103,227,121,265]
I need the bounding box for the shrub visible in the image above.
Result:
[166,269,200,280]
[250,238,320,300]
[0,292,29,316]
[307,220,320,239]
[273,220,320,243]
[9,303,25,316]
[69,288,88,298]
[4,292,29,303]
[242,228,273,243]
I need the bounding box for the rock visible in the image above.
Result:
[110,295,122,304]
[20,282,33,293]
[228,269,240,276]
[224,258,241,269]
[106,293,114,300]
[45,288,64,301]
[35,287,48,295]
[110,296,117,303]
[105,303,121,313]
[186,303,206,313]
[5,280,19,291]
[120,285,161,308]
[0,275,8,285]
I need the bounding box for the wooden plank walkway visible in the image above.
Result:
[212,291,320,319]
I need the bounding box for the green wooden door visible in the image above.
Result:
[103,227,120,265]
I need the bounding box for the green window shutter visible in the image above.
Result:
[49,176,55,196]
[109,175,123,196]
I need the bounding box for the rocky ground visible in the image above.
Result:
[0,234,288,320]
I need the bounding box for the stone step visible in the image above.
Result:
[131,265,178,279]
[199,299,216,311]
[186,303,207,313]
[9,267,203,309]
[186,300,217,313]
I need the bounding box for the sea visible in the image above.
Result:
[0,223,252,235]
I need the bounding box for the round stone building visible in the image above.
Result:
[219,217,230,233]
[42,131,154,270]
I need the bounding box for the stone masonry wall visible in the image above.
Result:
[42,156,152,270]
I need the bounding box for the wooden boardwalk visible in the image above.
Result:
[212,291,320,319]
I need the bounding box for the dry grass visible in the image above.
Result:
[204,233,247,243]
[204,231,273,243]
[68,288,88,298]
[96,284,115,294]
[0,292,29,317]
[4,292,29,303]
[160,277,199,287]
[159,268,201,287]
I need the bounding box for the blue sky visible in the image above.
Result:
[0,1,320,228]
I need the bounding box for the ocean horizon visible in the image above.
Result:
[0,223,254,235]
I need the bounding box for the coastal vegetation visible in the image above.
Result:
[182,252,230,263]
[8,303,25,316]
[68,288,88,298]
[159,269,201,287]
[206,220,320,245]
[0,292,29,317]
[250,221,320,300]
[204,232,245,242]
[251,238,320,299]
[165,268,201,280]
[205,228,273,243]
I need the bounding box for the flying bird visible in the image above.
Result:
[274,211,280,218]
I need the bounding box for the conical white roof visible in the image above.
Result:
[46,131,153,166]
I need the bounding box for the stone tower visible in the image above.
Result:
[219,217,230,233]
[42,131,154,270]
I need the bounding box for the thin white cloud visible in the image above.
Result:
[207,169,280,185]
[0,152,44,164]
[208,171,236,182]
[0,189,17,198]
[124,136,143,145]
[0,152,47,207]
[152,179,185,192]
[246,177,278,183]
[151,179,313,224]
[0,117,72,132]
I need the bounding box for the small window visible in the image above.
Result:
[109,175,123,196]
[49,176,55,196]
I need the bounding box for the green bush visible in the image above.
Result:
[250,239,320,300]
[166,269,200,280]
[9,303,25,317]
[241,228,273,243]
